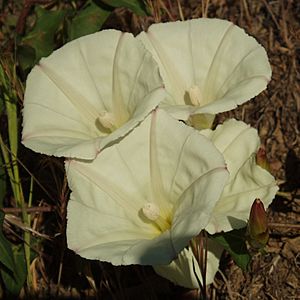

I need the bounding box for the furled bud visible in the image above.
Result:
[247,198,269,249]
[256,146,270,172]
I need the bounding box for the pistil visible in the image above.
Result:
[188,85,202,106]
[142,202,171,233]
[96,111,117,133]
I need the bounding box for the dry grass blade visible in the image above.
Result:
[0,0,299,299]
[4,214,51,239]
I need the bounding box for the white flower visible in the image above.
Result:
[138,18,271,128]
[154,241,223,289]
[66,109,229,265]
[201,119,279,233]
[22,30,166,159]
[153,119,278,288]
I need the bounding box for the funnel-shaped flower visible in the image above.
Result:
[200,119,278,234]
[137,18,271,128]
[22,30,166,159]
[247,198,269,249]
[154,240,223,289]
[66,109,228,265]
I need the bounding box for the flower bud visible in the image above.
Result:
[247,198,269,249]
[256,146,270,172]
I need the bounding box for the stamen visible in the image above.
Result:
[96,111,117,132]
[142,202,171,233]
[188,85,202,106]
[142,203,160,221]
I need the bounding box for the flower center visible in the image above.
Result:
[188,85,202,106]
[142,202,171,233]
[95,111,117,133]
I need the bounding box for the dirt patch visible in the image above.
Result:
[1,0,299,299]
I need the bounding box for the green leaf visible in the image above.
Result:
[17,45,36,73]
[0,73,6,206]
[0,156,5,207]
[1,244,27,296]
[210,228,251,271]
[21,6,65,62]
[0,212,15,273]
[0,64,8,206]
[0,63,7,113]
[68,1,111,41]
[101,0,148,16]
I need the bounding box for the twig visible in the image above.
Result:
[261,0,280,30]
[177,0,184,21]
[276,191,294,200]
[202,0,210,18]
[55,176,69,298]
[280,0,293,49]
[241,0,251,21]
[1,205,55,214]
[158,0,175,21]
[4,214,51,239]
[217,270,234,300]
[268,222,300,230]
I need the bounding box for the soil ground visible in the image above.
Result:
[0,0,299,299]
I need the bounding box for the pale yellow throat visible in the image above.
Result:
[142,202,171,233]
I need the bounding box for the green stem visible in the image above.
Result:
[3,76,32,289]
[22,178,33,288]
[0,134,16,198]
[5,95,20,204]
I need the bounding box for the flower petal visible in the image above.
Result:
[66,109,228,265]
[67,199,176,265]
[153,240,223,288]
[149,111,229,253]
[149,111,228,207]
[22,30,165,159]
[171,168,228,253]
[137,18,271,120]
[200,119,279,234]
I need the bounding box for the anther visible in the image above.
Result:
[142,202,160,221]
[96,111,116,132]
[141,202,171,232]
[188,85,202,106]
